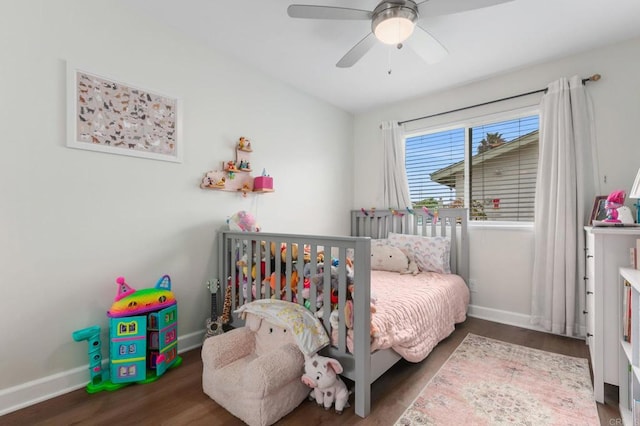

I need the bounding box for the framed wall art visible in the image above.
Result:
[66,63,182,162]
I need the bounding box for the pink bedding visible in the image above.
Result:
[365,271,469,362]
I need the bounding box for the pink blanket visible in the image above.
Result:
[335,271,469,362]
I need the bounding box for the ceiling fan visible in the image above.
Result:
[287,0,514,68]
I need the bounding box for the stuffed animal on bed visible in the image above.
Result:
[370,244,419,275]
[301,354,350,414]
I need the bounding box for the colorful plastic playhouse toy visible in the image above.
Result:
[72,274,182,393]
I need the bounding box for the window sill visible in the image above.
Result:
[468,221,534,231]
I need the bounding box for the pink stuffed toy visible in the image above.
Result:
[603,190,626,223]
[301,354,350,414]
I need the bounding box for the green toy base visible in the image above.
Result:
[84,356,183,394]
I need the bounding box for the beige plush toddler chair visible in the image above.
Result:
[201,310,309,426]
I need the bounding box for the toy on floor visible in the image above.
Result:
[302,354,350,414]
[72,325,107,390]
[72,274,182,394]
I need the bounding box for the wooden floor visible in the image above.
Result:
[3,317,620,425]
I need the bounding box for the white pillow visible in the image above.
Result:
[387,232,451,274]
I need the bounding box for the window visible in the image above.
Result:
[405,114,539,222]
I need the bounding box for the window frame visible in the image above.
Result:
[404,105,540,226]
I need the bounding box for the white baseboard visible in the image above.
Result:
[0,330,204,417]
[467,304,541,331]
[467,304,587,339]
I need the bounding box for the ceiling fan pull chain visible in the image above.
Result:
[387,46,392,75]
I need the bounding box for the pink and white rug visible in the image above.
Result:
[395,333,599,425]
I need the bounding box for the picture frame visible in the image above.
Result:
[589,195,608,225]
[66,62,182,163]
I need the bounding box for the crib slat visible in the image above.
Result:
[352,237,371,418]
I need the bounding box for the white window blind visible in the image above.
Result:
[406,128,464,209]
[406,114,539,222]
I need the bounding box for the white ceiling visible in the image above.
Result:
[120,0,640,113]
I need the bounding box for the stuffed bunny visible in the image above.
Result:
[301,354,350,414]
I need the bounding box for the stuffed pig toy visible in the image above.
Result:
[301,354,350,414]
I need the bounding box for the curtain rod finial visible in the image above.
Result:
[590,74,601,81]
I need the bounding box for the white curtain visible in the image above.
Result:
[531,76,598,336]
[381,121,411,208]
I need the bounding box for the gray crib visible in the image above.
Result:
[215,208,469,418]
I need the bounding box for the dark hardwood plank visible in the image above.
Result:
[2,317,620,425]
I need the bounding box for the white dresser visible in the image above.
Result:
[585,226,640,403]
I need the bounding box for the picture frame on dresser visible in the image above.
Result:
[590,195,608,225]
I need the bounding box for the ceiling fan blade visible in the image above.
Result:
[409,24,448,64]
[287,5,372,20]
[417,0,514,17]
[336,33,377,68]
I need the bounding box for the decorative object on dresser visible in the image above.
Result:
[630,167,640,224]
[591,191,637,227]
[590,195,609,225]
[584,226,640,404]
[602,190,626,223]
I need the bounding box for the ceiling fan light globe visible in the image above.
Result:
[374,17,415,44]
[371,3,418,45]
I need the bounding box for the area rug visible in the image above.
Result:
[395,333,599,425]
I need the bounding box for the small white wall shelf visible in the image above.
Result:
[200,137,274,195]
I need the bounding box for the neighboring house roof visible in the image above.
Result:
[430,130,539,187]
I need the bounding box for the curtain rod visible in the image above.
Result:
[398,74,601,126]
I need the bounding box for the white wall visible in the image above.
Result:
[0,0,353,412]
[354,37,640,326]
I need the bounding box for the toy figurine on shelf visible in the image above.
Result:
[239,183,252,197]
[214,177,226,188]
[201,175,213,188]
[238,137,252,152]
[603,190,626,223]
[226,160,237,172]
